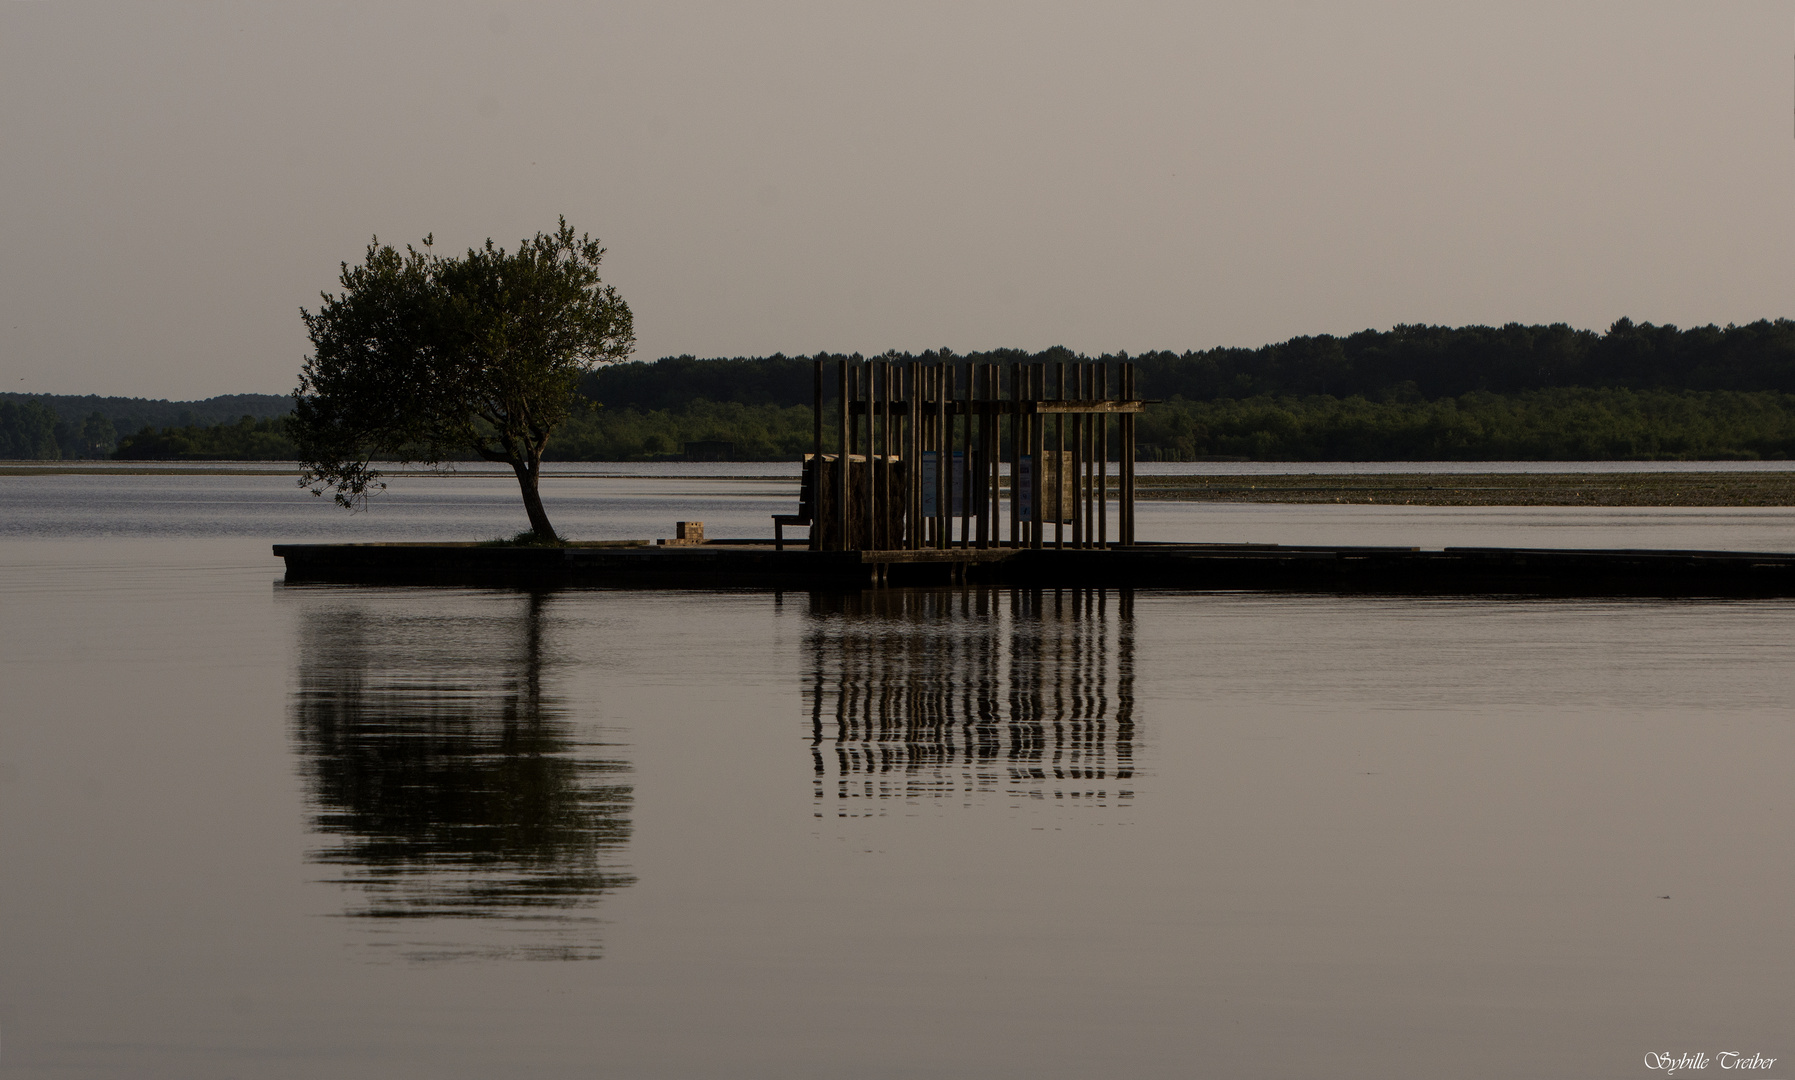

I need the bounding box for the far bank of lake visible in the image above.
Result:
[9,459,1795,508]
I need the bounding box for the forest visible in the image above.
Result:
[9,319,1795,461]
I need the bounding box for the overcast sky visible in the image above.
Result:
[3,1,1793,399]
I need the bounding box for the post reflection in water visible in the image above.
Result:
[806,589,1138,817]
[289,591,633,961]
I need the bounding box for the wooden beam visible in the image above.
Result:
[1020,400,1146,414]
[836,359,848,551]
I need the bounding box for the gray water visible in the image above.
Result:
[0,469,1789,1078]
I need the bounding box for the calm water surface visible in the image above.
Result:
[0,469,1789,1078]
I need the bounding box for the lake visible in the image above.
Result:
[0,466,1789,1078]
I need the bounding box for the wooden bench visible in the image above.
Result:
[773,457,816,551]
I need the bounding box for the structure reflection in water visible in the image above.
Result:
[805,589,1137,816]
[289,591,633,960]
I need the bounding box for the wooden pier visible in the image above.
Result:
[274,540,1795,597]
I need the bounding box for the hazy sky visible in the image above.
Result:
[3,1,1793,399]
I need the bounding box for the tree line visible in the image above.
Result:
[0,392,291,460]
[66,386,1795,463]
[0,399,120,459]
[582,318,1795,406]
[15,318,1795,462]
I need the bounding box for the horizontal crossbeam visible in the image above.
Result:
[847,399,1147,416]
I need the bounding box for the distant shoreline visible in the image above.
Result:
[1137,471,1795,507]
[8,462,1795,506]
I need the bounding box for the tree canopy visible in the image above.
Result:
[293,219,634,540]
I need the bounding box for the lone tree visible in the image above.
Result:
[293,218,634,541]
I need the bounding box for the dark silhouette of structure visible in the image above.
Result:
[787,357,1146,551]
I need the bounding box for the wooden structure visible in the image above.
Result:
[787,357,1145,552]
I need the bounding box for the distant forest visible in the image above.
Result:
[0,392,289,460]
[12,319,1795,461]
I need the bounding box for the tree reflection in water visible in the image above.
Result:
[290,591,632,961]
[806,589,1137,817]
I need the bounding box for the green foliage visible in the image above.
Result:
[292,218,634,538]
[580,354,822,410]
[37,317,1795,464]
[577,321,1795,411]
[106,387,1795,463]
[113,415,295,460]
[0,392,289,438]
[546,400,822,460]
[0,399,63,459]
[80,412,117,457]
[1133,389,1795,461]
[1121,319,1795,401]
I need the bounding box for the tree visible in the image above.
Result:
[0,399,60,460]
[292,218,634,541]
[81,411,117,457]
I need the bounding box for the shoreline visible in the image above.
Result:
[10,462,1795,507]
[1136,472,1795,506]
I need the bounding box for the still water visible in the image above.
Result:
[0,469,1790,1078]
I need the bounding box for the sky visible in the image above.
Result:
[3,1,1794,400]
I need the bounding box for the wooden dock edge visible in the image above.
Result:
[273,542,1795,596]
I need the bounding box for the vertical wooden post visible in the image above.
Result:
[910,361,922,550]
[919,365,930,549]
[1125,362,1134,546]
[811,358,824,551]
[922,365,932,549]
[872,358,886,552]
[977,365,988,548]
[941,365,951,550]
[836,359,849,551]
[1068,364,1079,548]
[1098,363,1108,548]
[1122,362,1135,546]
[1084,364,1096,548]
[918,364,928,549]
[885,360,896,550]
[903,362,915,550]
[976,364,990,549]
[1008,363,1020,547]
[1055,362,1065,550]
[812,359,823,457]
[991,363,1002,548]
[878,360,891,550]
[1029,364,1044,550]
[1071,364,1084,549]
[1033,364,1041,549]
[926,364,940,545]
[864,360,876,551]
[960,362,973,548]
[848,363,859,486]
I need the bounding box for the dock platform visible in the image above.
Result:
[273,541,1795,597]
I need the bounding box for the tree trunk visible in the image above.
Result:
[511,453,558,541]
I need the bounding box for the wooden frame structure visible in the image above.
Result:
[802,358,1144,552]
